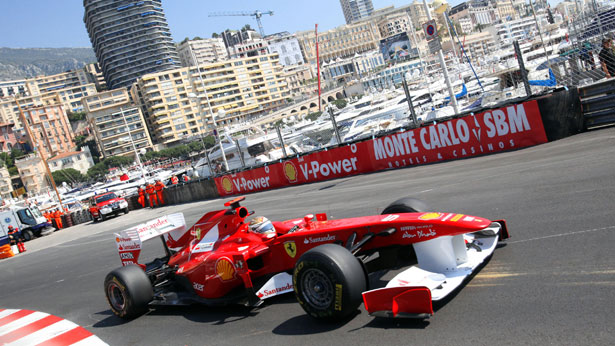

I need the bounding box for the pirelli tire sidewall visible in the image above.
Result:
[104,265,153,319]
[293,244,366,321]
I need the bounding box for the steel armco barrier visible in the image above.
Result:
[579,78,615,129]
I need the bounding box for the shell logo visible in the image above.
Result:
[221,177,233,193]
[283,161,298,183]
[115,237,120,243]
[216,257,236,281]
[419,212,443,220]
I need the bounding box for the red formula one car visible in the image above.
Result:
[104,196,509,320]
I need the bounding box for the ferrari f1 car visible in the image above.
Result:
[104,196,509,320]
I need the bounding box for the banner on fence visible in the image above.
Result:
[215,100,547,196]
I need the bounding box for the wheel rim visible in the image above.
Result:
[107,281,126,311]
[301,268,334,309]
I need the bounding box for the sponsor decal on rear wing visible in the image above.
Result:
[114,213,186,266]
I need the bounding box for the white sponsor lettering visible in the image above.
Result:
[417,229,437,238]
[232,176,271,192]
[373,132,419,160]
[299,157,358,180]
[303,234,336,244]
[463,216,475,222]
[402,231,416,239]
[193,282,204,292]
[484,104,530,138]
[121,260,135,266]
[400,226,416,231]
[382,214,400,221]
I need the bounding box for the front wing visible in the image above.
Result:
[362,221,509,318]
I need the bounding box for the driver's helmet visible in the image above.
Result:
[249,216,276,236]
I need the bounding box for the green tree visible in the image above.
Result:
[0,152,14,167]
[74,135,87,148]
[52,168,85,186]
[87,162,107,181]
[8,166,18,176]
[332,99,347,109]
[84,139,101,163]
[10,148,25,161]
[305,112,322,122]
[212,32,219,38]
[67,111,87,123]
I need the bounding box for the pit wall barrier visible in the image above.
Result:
[215,99,549,196]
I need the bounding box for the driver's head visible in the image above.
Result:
[249,216,276,237]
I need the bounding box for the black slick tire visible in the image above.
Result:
[104,265,153,319]
[293,244,366,321]
[381,197,431,214]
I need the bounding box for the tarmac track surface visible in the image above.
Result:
[1,127,614,346]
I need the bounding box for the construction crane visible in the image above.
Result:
[208,10,274,37]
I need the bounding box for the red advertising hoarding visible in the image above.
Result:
[215,100,547,196]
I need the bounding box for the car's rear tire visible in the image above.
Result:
[381,197,431,214]
[104,265,153,319]
[124,208,130,214]
[293,244,366,321]
[101,214,106,221]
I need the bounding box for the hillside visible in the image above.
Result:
[0,47,97,81]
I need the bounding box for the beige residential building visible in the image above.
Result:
[0,165,12,199]
[84,63,107,91]
[177,38,229,67]
[495,0,516,21]
[15,153,49,195]
[407,0,429,31]
[20,103,75,159]
[26,69,99,112]
[377,12,412,39]
[132,54,289,146]
[296,21,381,65]
[0,80,29,98]
[48,146,95,175]
[284,64,315,98]
[0,67,101,134]
[83,88,153,158]
[0,94,64,129]
[462,31,498,61]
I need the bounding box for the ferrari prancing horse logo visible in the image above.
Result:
[284,241,297,258]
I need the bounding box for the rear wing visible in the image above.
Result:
[114,213,186,267]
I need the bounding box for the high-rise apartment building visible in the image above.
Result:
[83,0,180,90]
[83,88,153,158]
[340,0,374,24]
[177,38,228,67]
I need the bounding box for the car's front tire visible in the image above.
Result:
[293,244,366,321]
[104,265,153,319]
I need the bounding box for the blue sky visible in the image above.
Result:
[0,0,476,48]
